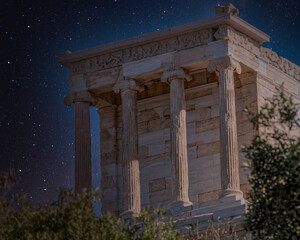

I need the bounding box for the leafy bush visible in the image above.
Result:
[0,181,248,240]
[0,184,182,240]
[0,189,101,240]
[243,90,300,239]
[189,217,248,240]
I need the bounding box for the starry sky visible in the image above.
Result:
[1,0,299,204]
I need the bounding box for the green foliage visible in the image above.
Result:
[0,189,103,240]
[0,177,246,240]
[0,184,182,240]
[243,90,300,239]
[96,205,183,240]
[134,206,183,240]
[189,217,247,240]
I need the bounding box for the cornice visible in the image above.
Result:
[67,28,215,74]
[57,13,269,70]
[58,16,299,85]
[215,25,300,81]
[260,47,300,81]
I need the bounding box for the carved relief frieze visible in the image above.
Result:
[161,37,179,52]
[199,28,215,43]
[97,53,123,69]
[123,46,145,62]
[69,24,300,83]
[178,29,214,49]
[214,25,300,81]
[260,47,300,81]
[70,28,215,74]
[214,25,260,55]
[142,42,162,57]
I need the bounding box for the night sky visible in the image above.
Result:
[1,0,299,204]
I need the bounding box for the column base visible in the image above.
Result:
[170,199,192,208]
[120,210,140,219]
[169,200,193,217]
[220,189,244,203]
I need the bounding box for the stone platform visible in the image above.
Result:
[169,196,247,235]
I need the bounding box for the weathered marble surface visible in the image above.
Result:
[162,68,192,207]
[208,57,243,199]
[114,80,142,217]
[64,91,97,193]
[60,4,300,234]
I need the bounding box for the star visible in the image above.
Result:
[0,0,298,205]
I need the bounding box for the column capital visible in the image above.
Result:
[64,91,97,106]
[113,79,144,94]
[207,56,241,74]
[161,67,192,83]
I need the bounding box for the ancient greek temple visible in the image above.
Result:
[57,3,300,231]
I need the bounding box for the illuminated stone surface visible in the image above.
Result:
[59,2,300,234]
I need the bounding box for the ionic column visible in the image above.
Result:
[161,68,192,207]
[208,56,243,199]
[113,79,143,217]
[64,91,97,193]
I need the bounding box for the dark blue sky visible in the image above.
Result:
[0,0,299,203]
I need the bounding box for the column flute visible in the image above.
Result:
[64,91,97,193]
[208,56,243,200]
[113,79,143,217]
[162,68,192,207]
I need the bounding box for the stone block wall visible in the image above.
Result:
[99,106,121,215]
[137,86,172,208]
[99,69,271,214]
[257,73,300,145]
